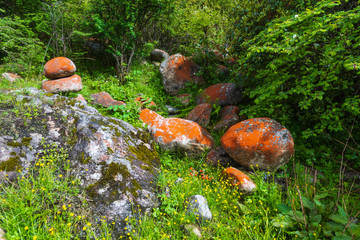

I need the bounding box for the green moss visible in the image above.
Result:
[6,141,22,148]
[21,137,32,147]
[45,93,54,97]
[0,156,21,171]
[10,152,17,156]
[80,152,91,164]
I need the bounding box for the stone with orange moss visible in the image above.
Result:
[91,92,126,108]
[160,54,204,96]
[196,83,242,107]
[221,118,294,171]
[222,167,256,192]
[185,103,212,127]
[134,96,156,107]
[42,74,82,93]
[214,105,242,132]
[140,108,214,156]
[44,57,76,79]
[1,72,21,83]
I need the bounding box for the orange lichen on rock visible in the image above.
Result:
[42,74,82,93]
[221,118,294,171]
[91,92,126,108]
[222,167,256,192]
[185,103,212,127]
[196,83,242,107]
[140,109,214,155]
[44,57,76,79]
[160,54,204,96]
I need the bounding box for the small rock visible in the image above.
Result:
[175,93,192,106]
[165,105,179,115]
[221,118,294,171]
[42,75,82,93]
[75,94,86,102]
[196,83,242,107]
[185,103,212,127]
[0,227,5,240]
[175,178,184,184]
[214,105,241,132]
[140,109,214,156]
[1,72,21,83]
[150,49,169,62]
[222,167,256,192]
[206,146,239,167]
[187,195,212,222]
[183,224,202,238]
[44,57,76,79]
[91,92,126,108]
[160,54,204,96]
[134,96,156,107]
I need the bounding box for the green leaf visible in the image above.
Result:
[301,196,314,210]
[277,204,292,214]
[332,237,352,240]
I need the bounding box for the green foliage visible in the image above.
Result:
[0,15,44,76]
[234,0,360,165]
[90,0,166,82]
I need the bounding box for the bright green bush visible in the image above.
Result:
[236,1,360,148]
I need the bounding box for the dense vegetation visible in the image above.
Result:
[0,0,359,239]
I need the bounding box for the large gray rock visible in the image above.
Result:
[150,49,169,62]
[0,88,160,238]
[160,54,204,96]
[187,195,212,222]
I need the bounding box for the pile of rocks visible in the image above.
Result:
[42,57,82,93]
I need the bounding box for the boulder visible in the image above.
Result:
[140,109,214,156]
[214,105,241,132]
[160,54,204,96]
[206,146,239,168]
[1,72,21,83]
[196,83,241,107]
[0,89,160,238]
[222,167,256,192]
[75,94,86,102]
[150,49,169,62]
[42,75,82,94]
[44,57,76,79]
[91,92,126,108]
[221,118,294,171]
[185,103,212,128]
[187,195,212,222]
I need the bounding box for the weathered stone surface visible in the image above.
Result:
[185,103,212,127]
[140,109,214,156]
[165,105,180,115]
[206,146,239,168]
[0,227,5,240]
[75,94,86,102]
[91,92,126,108]
[1,72,21,83]
[221,118,294,171]
[222,167,256,192]
[42,74,82,93]
[160,54,204,96]
[150,49,169,62]
[214,105,241,132]
[183,224,202,238]
[187,195,212,222]
[0,89,159,238]
[44,57,76,79]
[196,83,242,107]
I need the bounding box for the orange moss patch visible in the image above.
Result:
[44,57,76,79]
[91,92,126,108]
[196,83,241,106]
[42,74,82,93]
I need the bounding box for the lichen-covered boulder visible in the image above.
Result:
[1,72,21,83]
[0,88,159,238]
[42,74,82,93]
[214,105,241,132]
[221,118,294,171]
[222,167,256,192]
[196,83,242,107]
[91,92,126,108]
[150,49,169,62]
[160,54,204,96]
[206,146,239,168]
[44,57,76,79]
[140,109,214,156]
[185,103,212,128]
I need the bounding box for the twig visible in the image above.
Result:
[342,210,360,236]
[329,136,360,154]
[296,185,308,230]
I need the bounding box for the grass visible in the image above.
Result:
[0,60,360,239]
